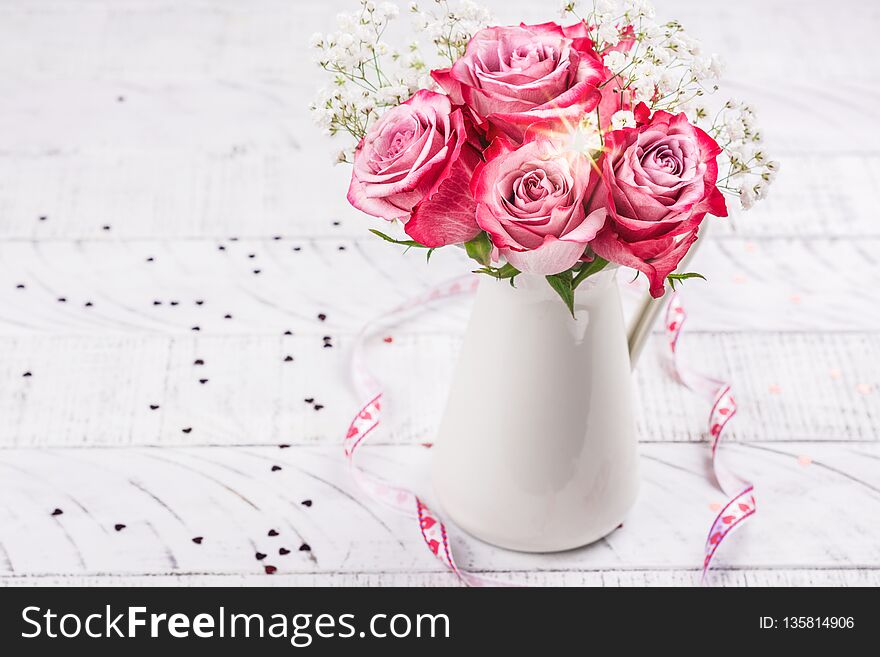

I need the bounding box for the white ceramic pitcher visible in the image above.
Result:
[432,268,658,552]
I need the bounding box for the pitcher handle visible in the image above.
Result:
[625,223,710,370]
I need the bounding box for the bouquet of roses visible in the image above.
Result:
[310,0,777,313]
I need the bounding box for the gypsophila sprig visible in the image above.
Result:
[562,0,775,209]
[411,0,492,65]
[309,1,425,160]
[310,0,490,162]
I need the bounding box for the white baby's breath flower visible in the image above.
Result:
[379,2,399,18]
[623,0,655,19]
[597,23,620,46]
[603,50,627,72]
[611,110,636,130]
[739,184,757,210]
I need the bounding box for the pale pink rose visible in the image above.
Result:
[472,137,606,274]
[432,23,604,142]
[587,105,728,297]
[347,90,482,247]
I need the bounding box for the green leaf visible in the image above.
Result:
[425,248,436,263]
[464,232,492,266]
[368,228,427,248]
[666,272,706,291]
[571,256,608,291]
[495,262,519,280]
[545,272,575,318]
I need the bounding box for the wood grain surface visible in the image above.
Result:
[0,0,878,587]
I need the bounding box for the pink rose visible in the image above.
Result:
[472,137,606,274]
[347,89,482,247]
[432,23,604,142]
[588,105,728,297]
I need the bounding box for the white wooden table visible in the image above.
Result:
[0,0,878,587]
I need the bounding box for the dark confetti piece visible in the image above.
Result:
[304,398,314,404]
[271,465,282,472]
[323,343,333,349]
[153,300,162,305]
[253,269,261,275]
[248,254,256,259]
[255,552,267,561]
[279,444,290,449]
[117,96,125,102]
[51,508,63,516]
[195,300,204,306]
[323,336,331,341]
[182,427,192,434]
[218,245,226,251]
[192,536,203,544]
[279,548,290,555]
[313,404,324,411]
[39,215,47,221]
[299,543,311,552]
[23,371,32,377]
[102,225,111,231]
[194,359,204,365]
[268,529,279,537]
[317,313,326,321]
[114,524,126,531]
[264,565,277,574]
[273,235,282,240]
[57,297,66,303]
[293,246,301,252]
[146,257,154,262]
[16,284,25,289]
[283,330,293,336]
[224,314,232,319]
[338,246,346,251]
[332,221,340,226]
[84,301,93,307]
[301,499,312,507]
[229,237,239,242]
[199,379,208,384]
[284,355,294,362]
[191,326,200,331]
[149,404,159,410]
[170,301,179,306]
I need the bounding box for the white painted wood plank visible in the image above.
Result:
[0,442,877,579]
[4,569,879,587]
[0,331,876,448]
[1,238,878,336]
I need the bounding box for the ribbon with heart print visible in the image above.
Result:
[663,293,756,580]
[344,276,754,585]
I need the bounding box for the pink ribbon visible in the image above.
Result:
[344,277,754,585]
[663,293,756,580]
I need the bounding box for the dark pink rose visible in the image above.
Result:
[432,23,604,142]
[588,105,728,297]
[347,89,482,247]
[472,137,606,274]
